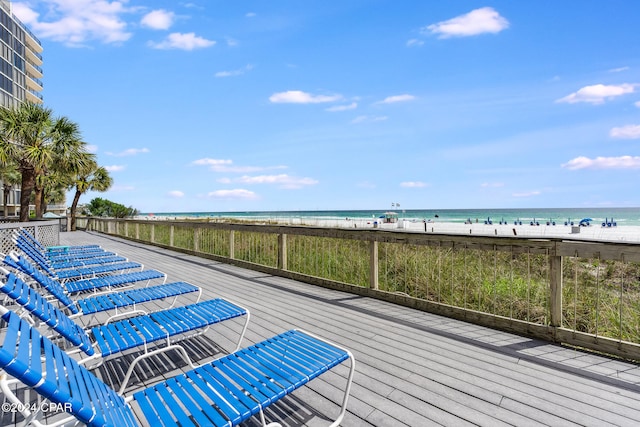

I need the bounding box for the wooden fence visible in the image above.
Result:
[87,218,640,361]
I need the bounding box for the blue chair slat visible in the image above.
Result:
[217,356,284,404]
[41,335,61,398]
[0,272,95,355]
[185,366,249,424]
[120,320,148,348]
[90,300,246,357]
[129,316,167,343]
[141,385,182,427]
[95,324,128,356]
[67,269,166,293]
[38,265,188,318]
[51,255,127,270]
[129,282,196,304]
[6,254,178,316]
[155,383,200,427]
[258,337,326,377]
[17,229,102,258]
[232,346,301,394]
[56,261,142,280]
[2,308,352,427]
[169,376,229,426]
[48,250,114,262]
[148,310,183,336]
[6,255,78,311]
[0,310,138,427]
[135,330,351,426]
[131,392,163,426]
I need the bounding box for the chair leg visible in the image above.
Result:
[118,344,195,395]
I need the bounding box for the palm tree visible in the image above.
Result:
[0,162,21,217]
[69,159,112,231]
[0,102,87,221]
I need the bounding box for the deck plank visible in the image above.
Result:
[50,231,640,427]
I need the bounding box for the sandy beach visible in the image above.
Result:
[276,217,640,242]
[142,214,640,243]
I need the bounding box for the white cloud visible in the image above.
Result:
[225,37,239,47]
[326,102,357,112]
[236,174,318,189]
[635,101,640,108]
[351,115,388,124]
[424,7,509,39]
[193,158,232,168]
[12,0,134,46]
[246,12,256,18]
[269,90,342,104]
[104,165,125,172]
[400,181,428,188]
[406,38,424,47]
[562,155,640,170]
[512,191,541,197]
[609,66,630,73]
[85,144,98,153]
[106,148,150,157]
[141,9,175,30]
[481,182,504,188]
[149,32,215,50]
[207,189,258,199]
[215,64,253,78]
[167,190,184,198]
[193,158,286,173]
[610,125,640,139]
[556,83,636,104]
[378,94,416,104]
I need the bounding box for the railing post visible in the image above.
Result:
[170,225,174,247]
[549,249,563,328]
[124,221,128,237]
[370,240,379,290]
[229,230,235,259]
[194,227,200,252]
[135,223,139,240]
[278,233,287,270]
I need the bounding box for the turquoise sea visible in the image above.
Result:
[146,207,640,227]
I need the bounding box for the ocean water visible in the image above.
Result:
[146,207,640,227]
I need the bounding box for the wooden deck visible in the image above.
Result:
[57,231,640,426]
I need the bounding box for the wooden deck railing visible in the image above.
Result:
[87,218,640,361]
[0,220,60,254]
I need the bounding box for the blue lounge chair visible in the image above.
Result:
[48,254,129,270]
[14,229,111,265]
[5,252,167,296]
[0,274,249,392]
[17,227,101,254]
[13,231,144,281]
[14,230,120,267]
[1,265,200,319]
[0,308,354,427]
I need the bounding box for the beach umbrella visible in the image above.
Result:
[579,218,592,225]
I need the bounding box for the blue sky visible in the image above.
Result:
[13,1,640,213]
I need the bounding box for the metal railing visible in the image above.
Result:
[86,218,640,361]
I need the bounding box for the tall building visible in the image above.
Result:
[0,0,44,217]
[0,0,43,107]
